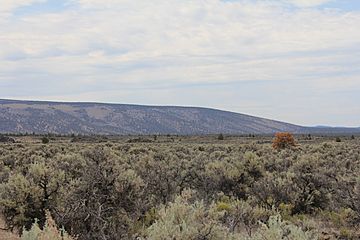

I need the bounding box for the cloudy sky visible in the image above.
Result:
[0,0,359,127]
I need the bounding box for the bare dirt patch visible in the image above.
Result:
[0,218,19,240]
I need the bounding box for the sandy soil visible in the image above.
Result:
[0,218,19,240]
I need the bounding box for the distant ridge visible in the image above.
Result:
[0,99,358,135]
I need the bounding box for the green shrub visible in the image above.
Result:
[41,137,49,144]
[146,190,238,240]
[249,215,318,240]
[218,134,224,140]
[21,212,74,240]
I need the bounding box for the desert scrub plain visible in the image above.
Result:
[0,134,359,240]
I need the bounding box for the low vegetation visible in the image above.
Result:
[0,134,359,239]
[272,132,296,150]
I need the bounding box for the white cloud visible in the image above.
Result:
[0,0,45,14]
[0,0,359,125]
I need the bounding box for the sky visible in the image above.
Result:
[0,0,359,127]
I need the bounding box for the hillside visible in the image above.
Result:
[0,99,358,135]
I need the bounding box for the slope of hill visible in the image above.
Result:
[0,99,358,135]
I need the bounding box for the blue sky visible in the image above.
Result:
[321,0,360,11]
[13,0,71,16]
[0,0,359,127]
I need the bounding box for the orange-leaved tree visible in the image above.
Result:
[272,132,296,150]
